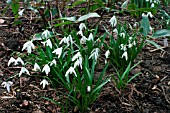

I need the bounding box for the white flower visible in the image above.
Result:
[80,36,87,44]
[8,57,15,66]
[133,40,136,45]
[77,30,84,37]
[19,67,30,77]
[42,30,51,39]
[147,12,153,18]
[87,86,91,92]
[113,28,118,35]
[120,33,125,38]
[59,37,69,45]
[8,57,24,66]
[22,40,35,54]
[50,59,57,66]
[109,16,117,27]
[74,57,82,69]
[105,50,110,59]
[128,43,133,48]
[151,3,154,8]
[42,64,50,75]
[52,47,62,58]
[40,79,49,89]
[33,63,41,71]
[41,39,52,49]
[1,81,13,93]
[65,67,77,77]
[72,52,81,61]
[79,23,86,31]
[18,9,25,16]
[120,44,127,51]
[142,13,148,17]
[122,51,128,61]
[89,48,100,61]
[87,33,94,41]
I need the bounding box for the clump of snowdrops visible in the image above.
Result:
[4,23,110,112]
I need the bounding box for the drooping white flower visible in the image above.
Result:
[40,79,49,89]
[22,40,35,54]
[19,67,30,77]
[113,28,118,35]
[42,64,50,75]
[77,30,84,37]
[59,37,69,45]
[80,36,87,44]
[122,51,128,61]
[128,43,133,48]
[65,66,77,77]
[120,44,127,51]
[87,86,91,92]
[74,57,82,69]
[33,63,41,71]
[1,81,13,93]
[142,13,148,17]
[52,47,62,58]
[41,39,52,49]
[72,52,81,61]
[147,12,153,18]
[87,33,94,41]
[151,3,154,8]
[89,48,100,61]
[8,57,16,66]
[109,16,117,27]
[105,50,110,59]
[120,33,125,38]
[15,57,24,65]
[42,30,51,39]
[79,23,86,31]
[50,59,57,66]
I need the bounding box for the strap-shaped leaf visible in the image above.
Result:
[152,29,170,38]
[77,12,100,22]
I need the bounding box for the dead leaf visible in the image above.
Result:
[0,19,5,24]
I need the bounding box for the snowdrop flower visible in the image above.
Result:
[105,50,110,59]
[87,33,94,41]
[74,57,82,69]
[42,64,50,75]
[72,52,82,61]
[89,48,100,61]
[41,39,52,49]
[52,47,62,58]
[77,30,84,37]
[80,36,87,44]
[67,35,73,45]
[113,28,118,35]
[142,13,148,17]
[122,51,128,61]
[120,44,127,51]
[120,33,125,38]
[8,57,24,66]
[147,12,153,18]
[59,37,69,45]
[128,43,133,48]
[87,86,91,92]
[79,23,86,31]
[18,9,25,16]
[42,30,51,39]
[22,40,35,54]
[33,63,41,71]
[151,3,154,8]
[133,41,136,46]
[40,79,49,89]
[50,59,57,66]
[65,66,77,77]
[109,16,117,27]
[1,81,13,93]
[19,67,30,77]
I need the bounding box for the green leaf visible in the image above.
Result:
[54,21,73,27]
[12,2,19,14]
[121,0,129,10]
[77,12,100,22]
[140,15,150,36]
[146,39,164,51]
[152,29,170,38]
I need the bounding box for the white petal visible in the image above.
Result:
[105,50,110,59]
[72,52,81,61]
[8,57,16,66]
[79,23,86,31]
[40,79,48,89]
[88,33,94,41]
[42,64,50,75]
[33,63,41,71]
[52,47,62,58]
[122,51,128,61]
[16,57,24,65]
[46,39,52,49]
